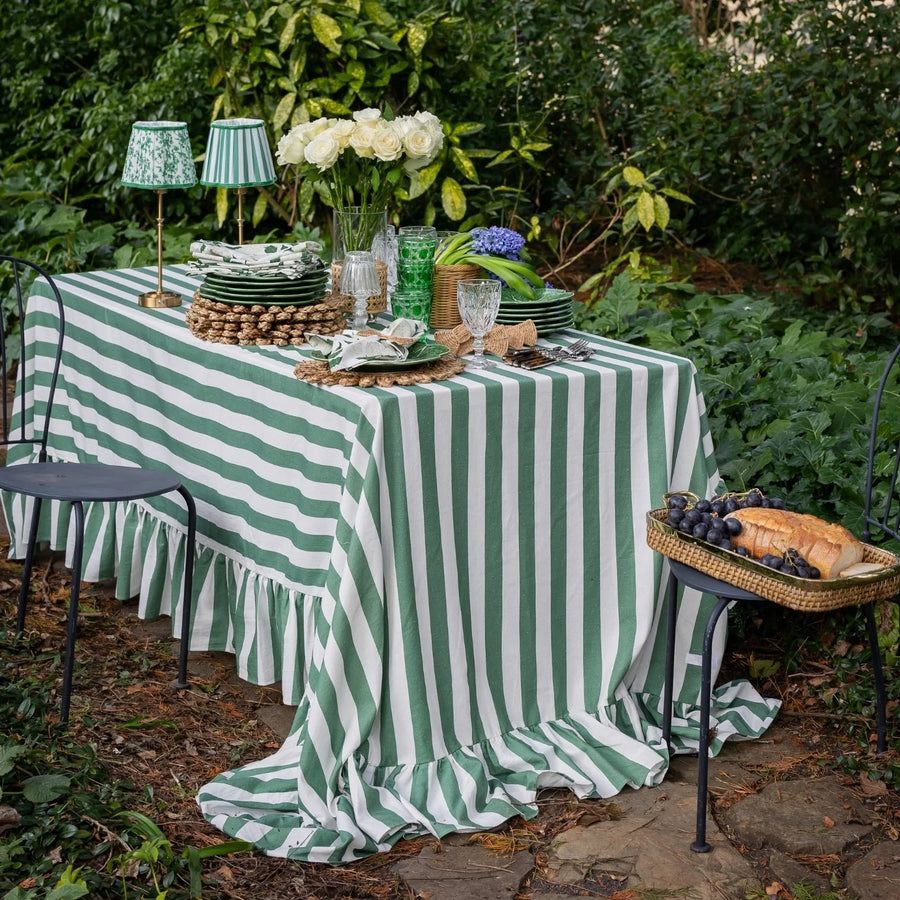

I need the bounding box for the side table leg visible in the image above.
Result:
[692,595,731,853]
[662,571,678,750]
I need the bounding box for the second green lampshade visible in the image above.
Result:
[121,121,197,190]
[200,118,276,188]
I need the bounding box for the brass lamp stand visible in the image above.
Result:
[139,189,183,308]
[235,187,246,246]
[121,120,197,309]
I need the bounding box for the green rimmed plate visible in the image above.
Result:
[204,270,327,289]
[196,286,327,307]
[201,283,327,300]
[311,341,452,372]
[500,287,574,306]
[496,304,574,325]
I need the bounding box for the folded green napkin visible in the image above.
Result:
[305,318,427,371]
[188,240,324,278]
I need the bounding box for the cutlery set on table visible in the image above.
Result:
[503,338,594,369]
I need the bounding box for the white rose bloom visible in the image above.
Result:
[402,121,442,162]
[372,121,404,162]
[330,119,356,149]
[304,131,341,171]
[349,121,378,159]
[353,107,383,124]
[414,110,441,131]
[305,117,332,139]
[276,129,307,166]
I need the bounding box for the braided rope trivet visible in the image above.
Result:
[294,355,465,388]
[186,292,349,345]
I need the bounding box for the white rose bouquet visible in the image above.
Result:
[277,108,443,250]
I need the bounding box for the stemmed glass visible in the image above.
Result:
[339,250,380,331]
[457,278,502,369]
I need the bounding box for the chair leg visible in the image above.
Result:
[693,595,731,853]
[59,501,85,726]
[863,602,888,753]
[662,571,678,750]
[174,486,196,690]
[16,496,44,635]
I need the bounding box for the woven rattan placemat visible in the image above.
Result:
[186,292,348,346]
[294,354,465,388]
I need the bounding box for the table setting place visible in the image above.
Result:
[180,230,593,381]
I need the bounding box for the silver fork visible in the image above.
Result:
[547,339,591,360]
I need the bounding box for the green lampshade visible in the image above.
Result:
[200,118,276,188]
[121,121,197,190]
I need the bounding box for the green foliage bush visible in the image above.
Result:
[0,630,252,899]
[617,0,900,306]
[2,0,898,309]
[576,272,899,533]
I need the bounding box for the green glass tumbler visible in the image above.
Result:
[391,287,433,325]
[397,226,438,294]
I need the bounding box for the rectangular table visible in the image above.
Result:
[4,264,779,862]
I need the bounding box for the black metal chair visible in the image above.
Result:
[0,255,196,724]
[659,342,900,853]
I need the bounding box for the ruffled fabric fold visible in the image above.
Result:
[197,685,779,864]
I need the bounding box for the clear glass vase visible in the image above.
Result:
[332,207,389,313]
[332,206,389,259]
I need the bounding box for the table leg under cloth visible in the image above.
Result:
[2,265,780,863]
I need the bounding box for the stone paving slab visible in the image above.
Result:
[543,779,759,900]
[720,774,875,856]
[846,839,900,900]
[393,843,533,900]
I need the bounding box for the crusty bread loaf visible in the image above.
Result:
[724,507,863,578]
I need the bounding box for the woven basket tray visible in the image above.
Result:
[646,507,900,612]
[430,263,481,329]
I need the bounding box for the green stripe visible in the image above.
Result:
[515,376,538,721]
[549,373,571,713]
[483,385,513,736]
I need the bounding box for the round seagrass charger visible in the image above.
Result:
[186,291,348,346]
[187,290,467,386]
[293,355,465,388]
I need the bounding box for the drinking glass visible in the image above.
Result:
[397,226,438,295]
[339,250,380,331]
[457,279,502,370]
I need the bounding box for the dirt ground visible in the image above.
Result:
[2,539,898,900]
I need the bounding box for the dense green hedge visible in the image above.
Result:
[2,0,897,306]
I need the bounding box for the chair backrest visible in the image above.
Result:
[863,341,900,545]
[0,255,66,461]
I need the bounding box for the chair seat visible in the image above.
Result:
[669,559,762,602]
[0,461,182,503]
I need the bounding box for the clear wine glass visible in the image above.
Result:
[339,250,380,331]
[457,278,502,370]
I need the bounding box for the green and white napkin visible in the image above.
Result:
[188,240,324,278]
[305,319,427,371]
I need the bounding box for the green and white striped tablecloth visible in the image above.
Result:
[4,265,779,863]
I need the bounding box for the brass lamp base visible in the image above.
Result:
[138,290,182,308]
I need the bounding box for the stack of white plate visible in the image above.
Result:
[495,288,575,335]
[197,262,329,307]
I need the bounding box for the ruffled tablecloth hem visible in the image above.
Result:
[196,685,780,864]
